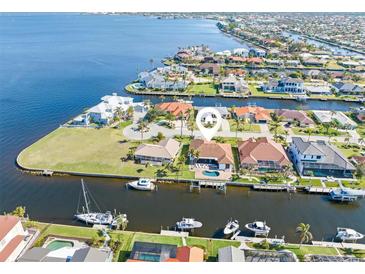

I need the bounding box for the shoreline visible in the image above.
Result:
[125,84,363,103]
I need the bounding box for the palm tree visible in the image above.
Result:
[137,121,148,140]
[176,154,186,181]
[269,120,281,138]
[307,127,313,142]
[189,149,200,165]
[296,223,313,247]
[178,112,184,137]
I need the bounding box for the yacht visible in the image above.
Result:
[336,227,364,242]
[127,178,156,191]
[245,221,271,236]
[75,179,128,226]
[223,219,239,235]
[176,218,203,230]
[329,188,365,202]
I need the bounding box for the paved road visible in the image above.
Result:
[123,116,359,144]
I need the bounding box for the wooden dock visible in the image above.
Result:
[190,181,227,194]
[304,186,332,194]
[252,184,294,192]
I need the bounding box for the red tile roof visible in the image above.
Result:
[0,215,20,241]
[238,137,290,167]
[176,246,204,262]
[0,235,25,262]
[190,139,234,165]
[233,106,272,122]
[156,102,193,118]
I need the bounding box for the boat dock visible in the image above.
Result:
[160,230,189,237]
[252,184,295,192]
[190,181,227,194]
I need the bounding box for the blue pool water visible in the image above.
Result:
[203,170,220,177]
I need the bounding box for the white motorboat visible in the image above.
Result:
[176,218,203,230]
[127,178,155,191]
[329,188,365,202]
[336,227,364,242]
[245,221,271,236]
[75,179,128,226]
[223,219,239,235]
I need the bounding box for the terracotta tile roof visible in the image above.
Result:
[238,137,290,166]
[190,139,234,165]
[0,235,25,262]
[0,215,20,241]
[176,246,204,262]
[156,102,193,118]
[351,156,365,165]
[275,109,314,125]
[233,106,272,121]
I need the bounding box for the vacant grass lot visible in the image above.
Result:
[186,83,217,95]
[18,127,194,179]
[228,119,261,133]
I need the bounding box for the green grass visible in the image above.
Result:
[132,233,183,246]
[342,179,365,189]
[186,83,217,95]
[285,244,339,260]
[228,119,261,133]
[291,127,348,137]
[18,127,194,180]
[298,178,323,187]
[333,142,362,158]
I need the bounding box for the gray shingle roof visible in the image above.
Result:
[218,246,245,262]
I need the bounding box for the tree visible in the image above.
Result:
[126,106,134,118]
[155,132,164,142]
[306,127,313,142]
[189,149,200,164]
[165,112,175,128]
[11,206,26,218]
[176,154,186,180]
[269,120,281,138]
[296,223,313,247]
[178,112,185,137]
[137,121,149,140]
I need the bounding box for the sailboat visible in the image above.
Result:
[74,179,127,226]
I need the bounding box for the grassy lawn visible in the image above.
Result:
[333,142,362,158]
[18,127,194,180]
[132,232,183,246]
[326,60,345,70]
[298,178,322,187]
[291,126,348,137]
[342,179,365,189]
[324,181,339,188]
[186,83,217,95]
[228,119,261,133]
[285,244,339,260]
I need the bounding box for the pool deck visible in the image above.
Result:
[194,168,232,181]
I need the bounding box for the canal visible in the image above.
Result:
[0,13,364,243]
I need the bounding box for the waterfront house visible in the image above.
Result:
[232,106,272,123]
[138,65,191,91]
[189,139,234,172]
[228,56,247,64]
[302,58,326,67]
[238,137,290,172]
[0,215,28,262]
[218,246,245,262]
[195,106,230,119]
[261,77,305,94]
[249,48,266,57]
[332,82,364,96]
[18,246,112,262]
[87,93,134,125]
[285,60,301,67]
[312,110,357,129]
[305,83,332,95]
[198,63,220,76]
[289,137,355,178]
[155,101,193,119]
[220,74,248,93]
[134,138,180,166]
[232,48,249,57]
[275,109,314,127]
[127,242,204,262]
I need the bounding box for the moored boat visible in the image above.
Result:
[329,187,365,202]
[176,217,203,230]
[127,178,156,191]
[245,221,271,236]
[336,227,364,242]
[223,219,239,235]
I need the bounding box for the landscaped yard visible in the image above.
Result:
[333,142,362,158]
[291,126,348,137]
[186,83,217,95]
[18,127,194,180]
[228,119,261,133]
[297,178,323,187]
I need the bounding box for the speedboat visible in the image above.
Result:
[176,218,203,230]
[127,178,155,191]
[336,227,364,242]
[223,219,239,235]
[245,221,271,236]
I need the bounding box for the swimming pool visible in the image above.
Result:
[202,170,220,177]
[46,240,74,251]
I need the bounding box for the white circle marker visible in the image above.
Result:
[196,107,222,141]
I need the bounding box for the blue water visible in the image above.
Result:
[0,14,364,242]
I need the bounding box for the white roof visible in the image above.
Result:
[313,110,357,127]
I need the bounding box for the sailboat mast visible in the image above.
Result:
[81,179,90,214]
